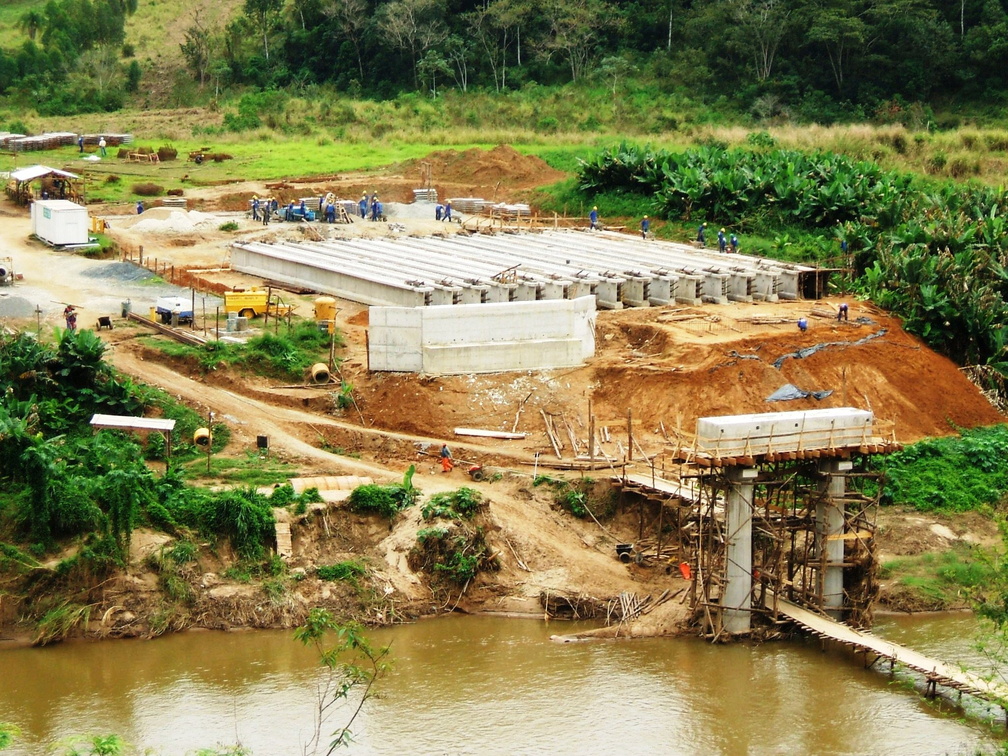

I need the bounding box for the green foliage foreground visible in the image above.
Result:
[347,466,419,518]
[880,425,1008,513]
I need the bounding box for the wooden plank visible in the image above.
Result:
[540,409,562,459]
[454,427,527,440]
[772,591,1008,704]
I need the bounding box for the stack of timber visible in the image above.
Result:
[541,590,604,620]
[413,188,438,202]
[0,132,26,149]
[489,202,532,218]
[83,134,132,147]
[604,589,679,624]
[9,132,78,151]
[446,197,487,213]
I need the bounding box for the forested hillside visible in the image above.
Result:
[1,0,1007,119]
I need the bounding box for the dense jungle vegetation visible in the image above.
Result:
[572,142,1008,375]
[3,0,1008,120]
[0,328,325,642]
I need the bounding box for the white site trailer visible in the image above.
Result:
[31,199,89,246]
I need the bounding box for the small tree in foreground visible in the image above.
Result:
[294,609,391,754]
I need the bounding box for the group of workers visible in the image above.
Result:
[696,222,739,253]
[251,195,337,224]
[76,135,108,156]
[358,192,384,221]
[251,196,279,225]
[434,201,453,222]
[588,208,740,249]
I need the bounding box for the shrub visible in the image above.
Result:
[317,560,366,582]
[409,523,497,587]
[167,188,184,197]
[219,221,239,232]
[132,183,164,197]
[348,466,418,518]
[104,174,121,184]
[745,131,776,148]
[421,488,484,520]
[157,145,178,161]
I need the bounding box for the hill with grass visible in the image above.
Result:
[3,0,1008,124]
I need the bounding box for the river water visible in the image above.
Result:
[1,613,1005,755]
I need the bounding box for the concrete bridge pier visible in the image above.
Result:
[817,460,853,619]
[723,466,758,634]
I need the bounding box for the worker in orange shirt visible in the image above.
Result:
[440,443,454,473]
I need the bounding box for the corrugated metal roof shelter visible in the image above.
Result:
[10,165,79,182]
[90,414,176,461]
[5,165,83,205]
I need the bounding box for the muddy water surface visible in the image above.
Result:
[1,614,1005,755]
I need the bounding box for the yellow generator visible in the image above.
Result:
[224,288,292,319]
[313,296,338,334]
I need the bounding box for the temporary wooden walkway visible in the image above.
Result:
[614,472,703,504]
[274,514,293,560]
[775,594,1008,710]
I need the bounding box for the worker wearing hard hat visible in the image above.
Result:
[589,205,599,230]
[718,227,727,253]
[359,193,367,219]
[640,215,650,240]
[697,222,707,246]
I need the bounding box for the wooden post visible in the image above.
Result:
[264,285,272,327]
[190,290,195,330]
[138,245,143,266]
[627,408,633,462]
[589,414,595,471]
[215,306,220,340]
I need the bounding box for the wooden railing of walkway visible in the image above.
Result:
[772,592,1008,717]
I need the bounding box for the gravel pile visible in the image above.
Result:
[0,295,39,317]
[118,209,219,235]
[82,262,157,282]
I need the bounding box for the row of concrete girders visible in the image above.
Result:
[231,229,821,309]
[397,230,808,306]
[299,236,580,306]
[234,237,627,309]
[346,231,702,309]
[231,241,432,307]
[567,230,811,302]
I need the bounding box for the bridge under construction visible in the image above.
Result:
[614,406,1008,716]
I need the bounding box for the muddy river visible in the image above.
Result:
[1,614,1005,755]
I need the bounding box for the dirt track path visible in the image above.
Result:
[109,346,549,480]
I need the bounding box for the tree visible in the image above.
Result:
[464,2,511,92]
[418,48,451,96]
[444,34,472,92]
[75,45,121,94]
[377,0,447,89]
[181,10,216,86]
[18,10,44,42]
[321,0,368,83]
[803,0,868,94]
[730,0,791,82]
[541,0,615,82]
[295,609,391,755]
[244,0,284,61]
[596,54,636,111]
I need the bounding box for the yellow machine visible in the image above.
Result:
[223,288,292,319]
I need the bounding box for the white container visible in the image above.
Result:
[31,200,88,246]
